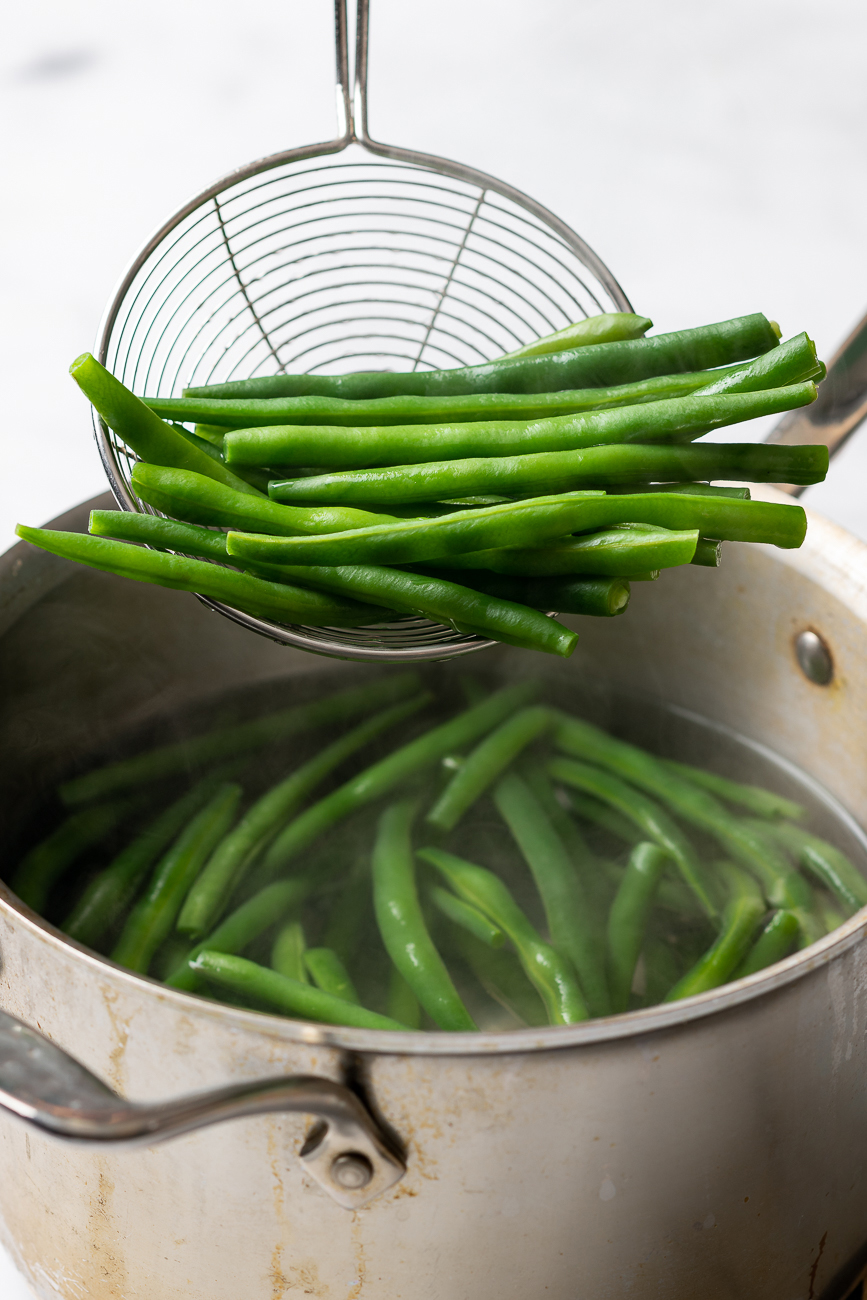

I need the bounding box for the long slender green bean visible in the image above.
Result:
[386,968,422,1029]
[427,706,553,831]
[59,672,418,807]
[62,774,230,948]
[430,886,505,947]
[447,926,547,1027]
[664,761,805,820]
[186,313,781,399]
[734,908,800,978]
[422,525,699,577]
[517,764,609,909]
[430,573,631,617]
[177,692,431,938]
[665,866,766,1001]
[70,353,261,497]
[751,821,867,915]
[12,800,141,914]
[499,313,653,359]
[259,682,538,879]
[111,783,241,973]
[561,789,644,845]
[611,483,750,500]
[16,526,395,629]
[225,491,807,571]
[193,951,410,1029]
[694,332,821,395]
[173,423,273,493]
[89,510,235,561]
[372,800,476,1031]
[493,771,610,1015]
[417,846,588,1024]
[271,920,308,983]
[607,842,671,1012]
[268,440,826,506]
[304,948,360,1003]
[166,880,308,991]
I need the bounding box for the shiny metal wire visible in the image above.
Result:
[95,0,631,663]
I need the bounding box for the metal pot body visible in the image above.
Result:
[1,492,866,1300]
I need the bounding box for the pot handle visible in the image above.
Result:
[0,1006,405,1209]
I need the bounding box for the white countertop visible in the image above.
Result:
[2,1,866,1294]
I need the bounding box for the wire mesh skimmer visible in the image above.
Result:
[94,0,632,663]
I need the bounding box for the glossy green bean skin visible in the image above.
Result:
[12,800,137,915]
[422,525,699,577]
[372,800,476,1031]
[177,693,431,939]
[268,440,826,507]
[607,842,670,1012]
[547,757,716,918]
[229,384,813,472]
[186,314,780,399]
[17,526,394,629]
[664,761,805,820]
[695,332,821,395]
[304,948,360,1003]
[430,573,631,617]
[62,776,228,948]
[753,821,867,915]
[150,366,747,428]
[225,492,807,571]
[612,483,750,500]
[89,509,231,561]
[259,682,537,878]
[493,772,610,1015]
[59,673,419,807]
[500,313,653,359]
[734,908,800,978]
[193,951,410,1030]
[430,886,504,947]
[131,463,404,536]
[418,846,588,1024]
[111,783,241,974]
[166,880,308,991]
[665,866,766,1001]
[427,706,554,831]
[173,423,273,493]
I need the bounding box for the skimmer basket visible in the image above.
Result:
[94,0,631,663]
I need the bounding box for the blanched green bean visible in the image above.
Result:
[373,800,476,1031]
[753,821,867,915]
[430,886,505,947]
[90,509,231,561]
[193,951,410,1030]
[561,789,644,845]
[694,332,822,395]
[431,573,631,617]
[271,921,308,983]
[304,948,359,1003]
[665,762,805,820]
[421,525,699,577]
[499,313,653,359]
[607,842,670,1012]
[734,909,800,978]
[665,866,766,1001]
[427,706,553,831]
[691,538,722,566]
[417,846,588,1024]
[13,800,139,915]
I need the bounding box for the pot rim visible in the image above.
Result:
[2,881,864,1058]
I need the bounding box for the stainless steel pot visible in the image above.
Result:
[1,489,866,1300]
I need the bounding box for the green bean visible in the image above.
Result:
[664,761,805,820]
[62,774,230,948]
[226,491,807,572]
[499,313,654,359]
[193,951,410,1029]
[16,526,399,629]
[166,880,308,991]
[194,423,227,446]
[90,509,236,561]
[12,800,139,915]
[607,842,670,1012]
[186,313,781,399]
[386,968,422,1029]
[734,909,800,978]
[432,573,631,617]
[818,901,847,934]
[59,672,419,807]
[493,772,609,1015]
[691,539,722,566]
[517,764,610,908]
[268,440,826,507]
[611,483,750,499]
[259,681,537,879]
[239,562,578,657]
[372,799,476,1031]
[560,789,644,845]
[422,525,699,577]
[547,757,716,918]
[111,783,241,973]
[322,856,371,962]
[303,948,359,1003]
[694,332,822,395]
[430,885,505,947]
[427,706,553,831]
[665,866,766,1001]
[177,692,431,938]
[417,846,588,1024]
[172,423,273,494]
[448,926,547,1027]
[750,821,867,915]
[271,920,308,983]
[228,384,813,472]
[69,353,261,497]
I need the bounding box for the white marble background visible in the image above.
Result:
[1,1,866,1294]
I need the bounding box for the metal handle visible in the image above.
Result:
[333,0,371,144]
[0,1007,404,1209]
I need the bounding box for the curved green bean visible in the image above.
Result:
[12,800,138,915]
[177,692,431,938]
[750,820,867,915]
[427,706,553,831]
[186,313,780,399]
[193,951,410,1030]
[417,846,588,1024]
[372,799,476,1031]
[111,783,241,973]
[422,525,699,577]
[607,842,670,1012]
[431,573,631,617]
[665,866,766,1001]
[259,681,538,878]
[499,313,653,359]
[734,908,800,978]
[430,886,505,947]
[304,948,360,1003]
[664,761,805,820]
[493,771,610,1015]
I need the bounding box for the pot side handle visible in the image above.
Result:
[0,1006,405,1209]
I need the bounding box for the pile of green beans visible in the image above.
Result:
[15,312,829,657]
[10,668,866,1034]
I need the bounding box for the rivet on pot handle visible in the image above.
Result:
[0,1007,405,1209]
